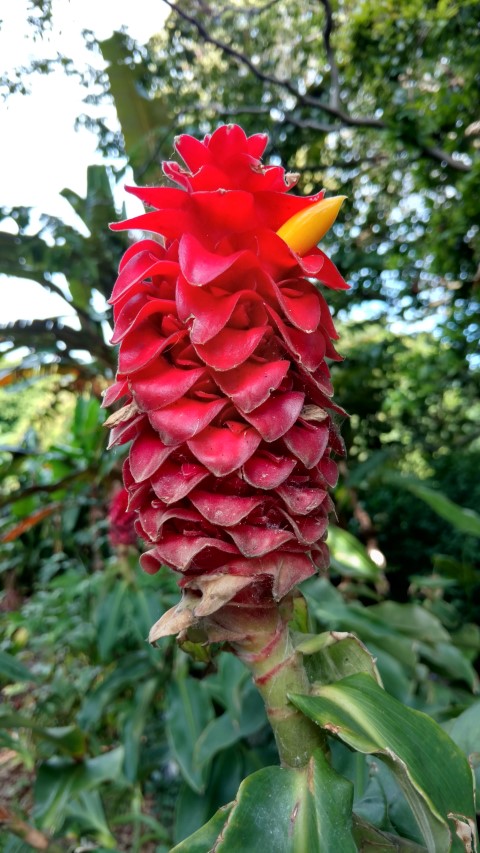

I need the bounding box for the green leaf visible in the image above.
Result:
[3,837,37,853]
[95,580,129,662]
[417,641,478,691]
[290,673,478,853]
[202,652,250,721]
[236,682,267,735]
[110,810,169,841]
[296,631,381,686]
[173,745,254,845]
[366,602,450,644]
[64,789,116,848]
[0,650,39,684]
[194,687,265,770]
[174,750,356,852]
[288,588,310,633]
[77,652,155,729]
[99,33,173,174]
[171,803,234,853]
[328,526,381,580]
[354,758,427,845]
[166,675,214,793]
[444,701,480,794]
[122,677,158,782]
[303,579,418,672]
[352,814,427,851]
[34,747,125,830]
[0,709,86,758]
[225,750,355,852]
[451,622,480,663]
[194,714,245,770]
[385,475,480,539]
[367,644,413,703]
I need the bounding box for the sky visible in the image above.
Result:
[0,0,168,323]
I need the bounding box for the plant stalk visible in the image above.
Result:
[223,601,328,768]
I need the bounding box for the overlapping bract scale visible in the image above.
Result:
[106,125,347,621]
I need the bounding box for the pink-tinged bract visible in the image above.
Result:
[105,125,348,639]
[108,486,138,548]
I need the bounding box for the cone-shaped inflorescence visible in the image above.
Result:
[105,125,348,644]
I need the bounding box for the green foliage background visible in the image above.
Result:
[0,1,479,850]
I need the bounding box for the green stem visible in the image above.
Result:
[231,609,328,768]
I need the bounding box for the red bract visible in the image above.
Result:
[108,486,137,548]
[105,124,348,639]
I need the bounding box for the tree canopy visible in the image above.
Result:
[94,1,480,344]
[0,3,479,849]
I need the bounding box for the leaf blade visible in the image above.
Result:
[290,673,478,853]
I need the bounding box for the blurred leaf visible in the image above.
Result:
[451,623,480,663]
[2,836,44,853]
[64,789,116,847]
[95,580,129,662]
[328,526,381,580]
[367,644,413,704]
[303,579,418,672]
[385,475,480,539]
[99,32,173,175]
[34,747,125,830]
[0,650,39,684]
[194,687,265,770]
[346,450,393,488]
[173,744,255,845]
[444,701,480,794]
[431,555,479,588]
[171,803,234,853]
[417,642,478,691]
[166,675,214,793]
[202,653,250,721]
[366,602,450,644]
[354,819,427,851]
[0,709,87,758]
[353,754,448,846]
[77,652,156,729]
[110,809,169,838]
[122,677,158,782]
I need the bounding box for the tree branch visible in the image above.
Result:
[206,102,272,117]
[282,113,334,135]
[163,0,472,172]
[212,0,283,16]
[162,0,383,128]
[318,0,340,109]
[206,103,332,133]
[417,142,470,172]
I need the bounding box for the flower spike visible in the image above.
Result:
[277,195,347,256]
[106,125,349,642]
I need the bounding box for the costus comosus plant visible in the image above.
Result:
[105,125,477,852]
[107,484,137,550]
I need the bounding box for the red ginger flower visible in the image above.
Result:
[108,486,137,548]
[104,125,348,641]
